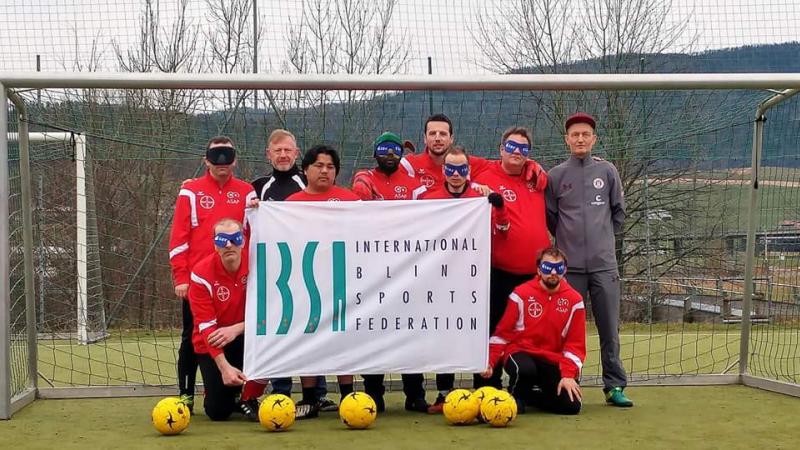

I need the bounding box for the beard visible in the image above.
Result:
[377,158,399,174]
[541,276,561,290]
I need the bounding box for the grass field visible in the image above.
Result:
[1,387,797,449]
[24,325,799,388]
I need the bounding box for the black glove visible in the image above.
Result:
[487,192,504,208]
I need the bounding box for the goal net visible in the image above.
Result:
[2,0,799,411]
[5,80,799,395]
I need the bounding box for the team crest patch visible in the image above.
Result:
[527,299,543,318]
[421,174,436,188]
[502,189,517,202]
[593,178,604,189]
[199,195,215,209]
[216,286,230,302]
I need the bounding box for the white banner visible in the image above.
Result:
[243,198,490,378]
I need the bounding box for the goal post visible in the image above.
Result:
[2,73,800,418]
[6,131,106,345]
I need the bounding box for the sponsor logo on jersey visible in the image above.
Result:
[556,297,569,313]
[394,185,408,199]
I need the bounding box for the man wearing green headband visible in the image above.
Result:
[351,131,429,413]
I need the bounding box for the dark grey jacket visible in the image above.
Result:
[546,155,625,273]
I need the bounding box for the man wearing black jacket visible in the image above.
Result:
[250,129,336,413]
[251,129,306,201]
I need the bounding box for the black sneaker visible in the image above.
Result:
[237,398,260,422]
[295,401,320,420]
[404,397,428,413]
[317,397,339,412]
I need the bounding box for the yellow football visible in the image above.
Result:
[339,392,377,429]
[259,394,296,431]
[151,397,191,435]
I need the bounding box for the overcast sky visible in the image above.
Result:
[1,0,799,74]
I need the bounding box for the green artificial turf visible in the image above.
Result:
[2,386,798,450]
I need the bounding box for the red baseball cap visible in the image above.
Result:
[565,112,596,132]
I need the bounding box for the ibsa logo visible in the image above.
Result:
[255,241,347,336]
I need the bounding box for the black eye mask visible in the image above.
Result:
[206,146,236,165]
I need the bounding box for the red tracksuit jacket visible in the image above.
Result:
[473,161,550,275]
[488,277,586,379]
[412,183,510,234]
[286,185,361,201]
[188,251,249,358]
[351,166,421,201]
[168,171,256,286]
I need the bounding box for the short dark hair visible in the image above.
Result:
[206,135,234,149]
[301,144,341,176]
[425,113,453,135]
[500,126,532,147]
[536,247,568,266]
[446,145,468,156]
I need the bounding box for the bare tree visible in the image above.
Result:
[101,0,205,328]
[203,0,263,133]
[272,0,409,168]
[474,0,712,289]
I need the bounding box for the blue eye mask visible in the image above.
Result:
[539,260,566,275]
[503,140,530,157]
[443,163,469,177]
[375,142,403,157]
[214,231,244,248]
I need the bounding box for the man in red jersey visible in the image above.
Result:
[188,219,251,421]
[350,132,428,413]
[286,144,357,418]
[472,126,550,391]
[168,136,257,413]
[401,114,547,190]
[351,131,420,201]
[482,247,584,415]
[286,144,360,202]
[413,146,509,413]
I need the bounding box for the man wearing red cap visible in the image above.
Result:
[168,136,257,414]
[545,112,633,407]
